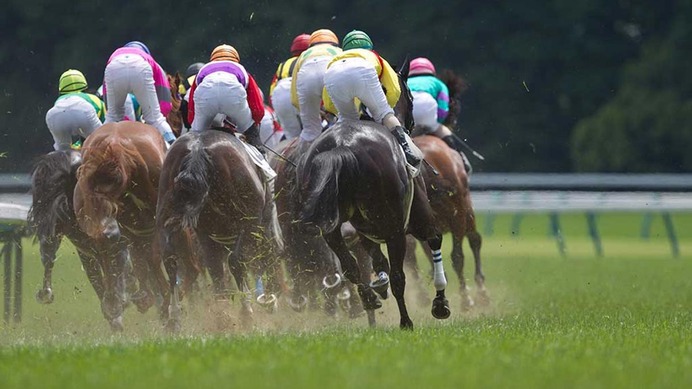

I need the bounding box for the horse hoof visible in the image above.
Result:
[36,289,54,304]
[363,296,382,311]
[256,293,278,313]
[369,272,389,299]
[476,290,491,307]
[131,290,154,313]
[109,316,124,332]
[288,295,308,313]
[400,319,414,330]
[431,296,451,320]
[322,273,342,289]
[336,288,351,301]
[460,294,475,312]
[166,318,181,333]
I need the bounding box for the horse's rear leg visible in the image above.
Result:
[359,238,390,300]
[324,229,380,327]
[77,250,105,301]
[467,229,489,305]
[450,235,473,311]
[129,240,161,314]
[386,234,414,330]
[228,232,253,328]
[404,235,430,306]
[161,228,187,331]
[36,236,61,304]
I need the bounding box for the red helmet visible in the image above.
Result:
[290,34,310,56]
[409,57,436,76]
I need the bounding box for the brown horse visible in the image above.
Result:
[408,135,487,309]
[166,73,184,137]
[74,121,169,331]
[157,130,283,331]
[28,150,106,305]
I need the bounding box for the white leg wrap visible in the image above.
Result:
[432,249,447,291]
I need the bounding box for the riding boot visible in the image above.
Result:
[441,135,473,174]
[244,123,265,155]
[390,126,421,166]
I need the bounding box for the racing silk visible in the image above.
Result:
[269,56,299,98]
[407,74,450,123]
[290,44,342,108]
[56,92,106,122]
[186,61,264,126]
[322,49,401,115]
[105,47,172,116]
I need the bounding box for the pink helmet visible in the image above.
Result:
[290,34,311,56]
[409,57,436,76]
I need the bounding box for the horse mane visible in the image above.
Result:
[27,151,79,238]
[438,69,469,128]
[76,136,142,237]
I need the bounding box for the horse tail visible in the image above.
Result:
[28,151,78,238]
[297,146,359,234]
[169,140,212,230]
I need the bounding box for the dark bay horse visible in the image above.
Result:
[271,139,362,317]
[157,130,283,331]
[409,135,487,309]
[296,68,451,329]
[28,150,105,304]
[74,121,169,330]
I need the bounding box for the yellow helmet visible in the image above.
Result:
[58,69,88,94]
[309,29,339,47]
[210,44,240,63]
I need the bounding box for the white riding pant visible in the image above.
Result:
[412,91,440,130]
[45,96,102,151]
[295,56,331,142]
[104,53,174,139]
[260,108,283,150]
[324,57,394,124]
[190,72,254,133]
[271,78,301,140]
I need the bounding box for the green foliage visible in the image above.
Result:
[1,0,689,172]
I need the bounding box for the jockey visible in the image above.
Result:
[407,57,470,171]
[268,33,310,140]
[96,85,141,122]
[103,40,176,145]
[180,62,204,130]
[45,69,105,151]
[186,44,265,153]
[290,29,342,143]
[322,30,421,166]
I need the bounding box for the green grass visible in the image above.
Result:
[1,212,691,388]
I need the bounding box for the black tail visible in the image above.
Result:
[27,151,79,238]
[169,141,212,230]
[297,146,359,234]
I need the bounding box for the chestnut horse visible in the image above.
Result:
[296,64,451,329]
[157,130,283,331]
[409,136,487,309]
[74,121,169,331]
[28,150,106,304]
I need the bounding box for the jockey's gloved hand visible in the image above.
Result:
[163,132,176,145]
[244,124,265,155]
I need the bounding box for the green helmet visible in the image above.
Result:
[342,30,373,51]
[59,69,88,94]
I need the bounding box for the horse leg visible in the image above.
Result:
[450,234,473,311]
[467,229,489,306]
[77,250,105,301]
[161,228,186,331]
[36,235,61,304]
[128,240,159,314]
[359,237,391,300]
[404,235,431,306]
[324,229,381,327]
[385,234,414,330]
[228,232,253,327]
[197,234,229,300]
[100,242,128,332]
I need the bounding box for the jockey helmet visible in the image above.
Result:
[58,69,88,94]
[185,62,204,78]
[309,29,339,47]
[290,33,311,56]
[409,57,436,76]
[342,30,373,51]
[124,41,151,55]
[210,44,240,63]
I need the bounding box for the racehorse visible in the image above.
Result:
[157,130,283,331]
[74,121,169,331]
[271,139,362,318]
[409,135,487,309]
[167,73,184,137]
[296,62,451,329]
[28,150,106,305]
